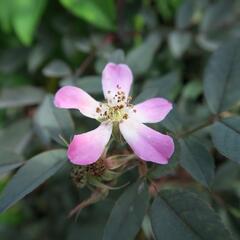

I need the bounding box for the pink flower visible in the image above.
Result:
[54,63,174,165]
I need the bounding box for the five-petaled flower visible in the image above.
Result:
[54,63,174,165]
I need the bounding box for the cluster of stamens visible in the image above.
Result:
[95,85,136,123]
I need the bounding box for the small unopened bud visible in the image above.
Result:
[70,166,87,188]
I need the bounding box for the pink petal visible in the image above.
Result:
[119,119,174,164]
[67,123,112,165]
[102,63,133,100]
[54,86,100,119]
[133,98,172,123]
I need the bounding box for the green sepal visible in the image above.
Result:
[101,170,121,181]
[112,122,123,143]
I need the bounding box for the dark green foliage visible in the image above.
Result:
[0,86,45,108]
[0,0,240,239]
[204,39,240,113]
[211,117,240,163]
[103,180,149,240]
[59,0,116,31]
[179,137,215,187]
[0,149,67,213]
[0,148,24,175]
[150,190,232,240]
[34,95,74,144]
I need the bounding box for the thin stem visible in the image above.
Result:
[117,0,125,41]
[68,189,104,218]
[58,134,69,146]
[176,116,216,139]
[138,161,148,177]
[175,106,240,139]
[74,48,96,77]
[74,33,115,78]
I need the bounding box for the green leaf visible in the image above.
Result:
[161,107,183,134]
[74,76,102,94]
[219,208,240,240]
[12,0,47,45]
[126,33,161,76]
[134,71,180,103]
[168,31,192,58]
[212,161,240,191]
[200,0,233,33]
[75,38,92,53]
[175,0,195,29]
[0,73,30,87]
[68,200,113,239]
[59,0,116,30]
[0,119,32,154]
[150,189,232,240]
[103,180,149,240]
[156,0,182,21]
[0,149,67,213]
[0,0,11,32]
[0,148,24,175]
[204,39,240,113]
[0,86,45,108]
[211,117,240,163]
[28,44,52,73]
[108,49,125,64]
[179,138,215,187]
[68,223,106,240]
[34,95,74,144]
[42,59,72,78]
[0,204,24,225]
[61,76,102,94]
[149,153,178,179]
[0,48,28,74]
[183,80,203,100]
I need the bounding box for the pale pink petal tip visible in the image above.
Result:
[54,86,99,119]
[133,98,173,123]
[120,119,174,164]
[67,123,112,165]
[102,62,133,99]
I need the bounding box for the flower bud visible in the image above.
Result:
[70,165,87,188]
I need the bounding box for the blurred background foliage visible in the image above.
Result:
[0,0,240,239]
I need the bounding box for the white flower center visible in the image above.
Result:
[96,89,136,123]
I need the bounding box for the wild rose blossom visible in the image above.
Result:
[54,63,174,165]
